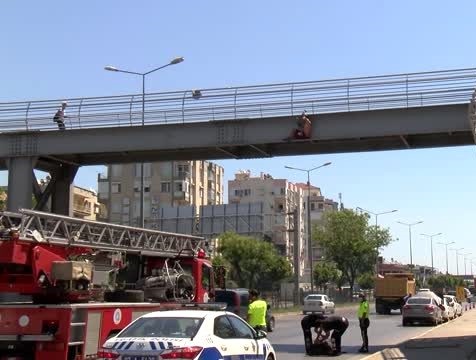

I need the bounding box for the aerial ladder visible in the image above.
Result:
[0,209,211,304]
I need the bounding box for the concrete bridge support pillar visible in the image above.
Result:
[6,156,37,211]
[51,164,78,216]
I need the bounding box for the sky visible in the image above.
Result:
[1,1,475,275]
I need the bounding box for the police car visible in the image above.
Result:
[97,308,276,360]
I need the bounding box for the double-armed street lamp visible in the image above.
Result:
[356,208,398,274]
[463,252,472,276]
[438,241,456,274]
[450,247,464,275]
[104,57,184,228]
[397,220,423,267]
[284,162,332,292]
[421,232,442,275]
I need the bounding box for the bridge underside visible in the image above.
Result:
[0,103,474,212]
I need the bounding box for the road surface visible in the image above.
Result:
[268,307,443,359]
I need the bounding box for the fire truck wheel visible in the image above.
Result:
[104,290,145,303]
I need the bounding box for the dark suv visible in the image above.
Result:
[214,288,275,332]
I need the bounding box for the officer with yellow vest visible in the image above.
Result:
[247,289,267,331]
[358,293,370,353]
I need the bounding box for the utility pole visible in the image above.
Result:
[287,208,300,306]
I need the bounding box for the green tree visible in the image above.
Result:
[313,261,340,290]
[0,188,5,210]
[428,274,464,290]
[357,272,374,290]
[217,232,292,289]
[314,209,393,300]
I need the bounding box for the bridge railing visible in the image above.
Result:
[1,68,476,132]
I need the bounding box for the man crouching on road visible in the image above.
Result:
[301,313,349,356]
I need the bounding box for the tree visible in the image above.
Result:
[0,188,5,210]
[428,274,464,291]
[216,232,292,289]
[357,272,374,290]
[313,261,340,290]
[314,209,393,301]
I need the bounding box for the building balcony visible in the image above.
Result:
[73,204,92,217]
[174,171,190,180]
[173,191,190,201]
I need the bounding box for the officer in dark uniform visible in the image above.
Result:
[301,314,349,356]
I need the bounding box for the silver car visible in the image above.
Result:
[402,296,444,326]
[302,294,335,314]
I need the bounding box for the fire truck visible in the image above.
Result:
[0,209,215,360]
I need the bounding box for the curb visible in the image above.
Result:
[360,308,472,360]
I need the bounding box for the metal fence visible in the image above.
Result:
[1,68,476,132]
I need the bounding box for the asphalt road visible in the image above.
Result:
[267,307,440,359]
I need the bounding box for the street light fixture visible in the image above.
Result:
[421,232,442,276]
[449,247,464,275]
[104,57,184,228]
[397,220,423,267]
[437,241,456,274]
[463,252,472,276]
[356,208,398,274]
[284,161,332,292]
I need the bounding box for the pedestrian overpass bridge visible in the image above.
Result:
[1,68,476,213]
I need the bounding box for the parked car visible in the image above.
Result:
[444,295,463,317]
[402,296,444,326]
[441,296,456,321]
[98,308,276,360]
[214,288,276,332]
[302,294,335,315]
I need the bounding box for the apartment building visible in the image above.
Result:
[228,170,307,275]
[295,183,338,263]
[0,183,99,220]
[97,161,224,226]
[72,186,100,220]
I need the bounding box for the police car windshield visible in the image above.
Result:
[118,317,202,338]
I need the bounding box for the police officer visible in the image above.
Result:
[358,293,370,353]
[247,289,267,331]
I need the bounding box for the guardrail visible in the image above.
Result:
[1,68,476,133]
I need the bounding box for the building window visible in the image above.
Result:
[280,188,285,195]
[318,203,324,210]
[175,182,183,192]
[161,182,170,193]
[111,183,121,193]
[311,203,315,211]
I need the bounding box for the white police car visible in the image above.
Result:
[98,309,276,360]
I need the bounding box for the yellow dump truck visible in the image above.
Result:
[375,272,416,314]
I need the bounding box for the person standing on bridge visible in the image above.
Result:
[53,101,67,130]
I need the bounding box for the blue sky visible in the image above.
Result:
[1,1,475,274]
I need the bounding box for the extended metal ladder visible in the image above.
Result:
[0,208,207,257]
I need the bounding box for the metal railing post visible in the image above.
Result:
[77,99,83,129]
[129,95,135,126]
[347,80,350,111]
[25,102,30,131]
[290,84,294,116]
[182,90,187,123]
[234,88,238,120]
[406,75,409,108]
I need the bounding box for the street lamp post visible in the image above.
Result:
[397,221,423,267]
[285,162,332,292]
[104,57,184,227]
[437,241,456,274]
[463,253,472,276]
[421,233,442,276]
[356,207,397,274]
[450,247,464,275]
